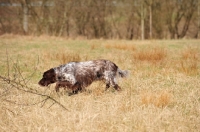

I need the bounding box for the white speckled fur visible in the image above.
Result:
[52,59,128,92]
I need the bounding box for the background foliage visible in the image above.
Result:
[0,0,199,39]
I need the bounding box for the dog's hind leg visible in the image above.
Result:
[104,71,121,91]
[104,73,110,91]
[113,84,121,91]
[110,77,121,91]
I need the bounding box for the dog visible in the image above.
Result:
[38,59,128,95]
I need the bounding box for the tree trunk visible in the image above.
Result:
[198,0,200,38]
[149,5,152,39]
[141,0,145,40]
[23,5,28,34]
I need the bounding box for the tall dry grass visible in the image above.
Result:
[179,47,199,75]
[104,42,136,51]
[133,47,167,62]
[42,50,81,64]
[140,90,173,107]
[0,36,199,132]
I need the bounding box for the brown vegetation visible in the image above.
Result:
[140,90,173,107]
[104,43,136,51]
[179,47,199,75]
[0,36,199,131]
[133,47,167,62]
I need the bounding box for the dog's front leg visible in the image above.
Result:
[68,82,81,96]
[55,83,60,92]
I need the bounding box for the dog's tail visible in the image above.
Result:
[117,69,129,78]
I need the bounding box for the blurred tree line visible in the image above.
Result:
[0,0,199,39]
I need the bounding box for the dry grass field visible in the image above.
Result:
[0,35,199,132]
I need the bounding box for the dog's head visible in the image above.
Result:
[38,68,56,86]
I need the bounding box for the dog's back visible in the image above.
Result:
[40,59,129,95]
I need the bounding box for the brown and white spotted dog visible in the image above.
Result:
[38,59,129,95]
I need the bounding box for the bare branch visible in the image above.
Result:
[0,75,69,111]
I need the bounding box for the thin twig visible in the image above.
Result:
[3,98,49,107]
[0,75,69,111]
[48,102,56,109]
[22,56,40,85]
[6,48,10,83]
[40,97,49,108]
[3,107,15,115]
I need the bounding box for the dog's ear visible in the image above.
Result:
[39,68,56,86]
[49,68,54,73]
[47,68,56,82]
[44,68,55,78]
[44,68,54,75]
